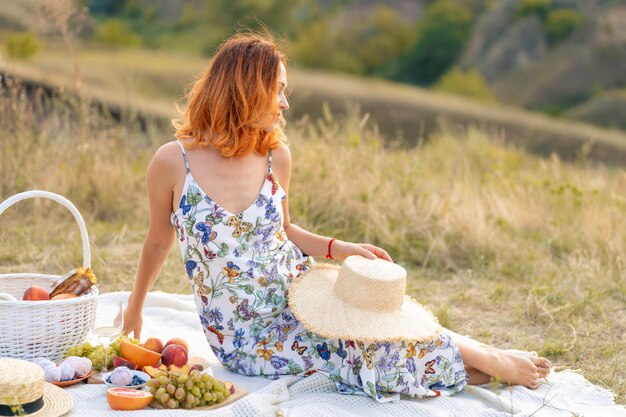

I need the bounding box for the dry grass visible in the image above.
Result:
[0,83,624,404]
[1,41,626,165]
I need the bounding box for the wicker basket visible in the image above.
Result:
[0,190,98,363]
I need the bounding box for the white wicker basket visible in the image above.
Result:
[0,190,98,363]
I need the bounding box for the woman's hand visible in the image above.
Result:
[332,240,393,262]
[122,304,143,340]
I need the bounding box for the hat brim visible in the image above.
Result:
[27,383,73,417]
[288,264,442,343]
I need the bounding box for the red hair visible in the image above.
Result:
[173,34,287,157]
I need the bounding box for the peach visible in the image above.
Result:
[142,337,164,354]
[161,345,188,367]
[23,286,50,301]
[119,340,161,368]
[112,354,138,370]
[168,364,190,375]
[164,338,188,353]
[142,365,167,378]
[222,381,236,395]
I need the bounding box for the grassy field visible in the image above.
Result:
[0,79,624,406]
[2,42,626,165]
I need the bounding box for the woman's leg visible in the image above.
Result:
[455,338,551,389]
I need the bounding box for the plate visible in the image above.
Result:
[52,372,92,387]
[102,370,150,390]
[150,382,247,411]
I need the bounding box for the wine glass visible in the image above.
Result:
[93,302,124,382]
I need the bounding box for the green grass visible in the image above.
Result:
[1,41,626,165]
[0,82,624,403]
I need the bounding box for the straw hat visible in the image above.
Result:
[0,358,72,417]
[288,255,442,343]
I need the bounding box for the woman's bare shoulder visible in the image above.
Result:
[148,141,186,179]
[271,142,291,182]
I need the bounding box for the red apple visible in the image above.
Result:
[23,286,49,301]
[164,338,189,353]
[161,345,188,367]
[143,338,164,354]
[112,354,138,370]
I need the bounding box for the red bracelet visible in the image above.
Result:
[326,238,336,260]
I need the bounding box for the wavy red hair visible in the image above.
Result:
[173,34,286,157]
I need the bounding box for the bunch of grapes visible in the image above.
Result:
[65,336,140,371]
[66,341,96,358]
[146,369,231,409]
[109,335,140,357]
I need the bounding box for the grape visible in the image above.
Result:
[175,387,185,401]
[149,369,232,409]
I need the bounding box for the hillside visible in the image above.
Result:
[1,42,626,166]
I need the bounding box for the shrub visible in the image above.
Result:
[4,32,42,60]
[517,0,551,20]
[93,19,142,47]
[545,9,582,43]
[433,67,496,102]
[391,0,472,85]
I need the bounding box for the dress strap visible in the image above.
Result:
[268,150,273,172]
[176,141,191,174]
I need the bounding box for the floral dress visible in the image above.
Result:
[171,141,468,402]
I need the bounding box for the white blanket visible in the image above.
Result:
[62,292,625,417]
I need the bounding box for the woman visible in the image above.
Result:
[123,33,550,402]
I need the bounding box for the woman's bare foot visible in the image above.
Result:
[488,349,551,389]
[454,338,552,389]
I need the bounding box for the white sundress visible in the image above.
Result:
[170,141,468,402]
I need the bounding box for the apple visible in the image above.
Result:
[222,381,236,395]
[112,354,138,370]
[23,286,49,301]
[142,337,164,354]
[164,338,188,353]
[161,345,188,367]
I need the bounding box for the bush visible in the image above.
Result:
[93,19,142,47]
[545,10,582,43]
[391,0,472,85]
[517,0,551,19]
[4,32,42,60]
[433,67,496,102]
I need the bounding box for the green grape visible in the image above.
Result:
[191,386,201,398]
[215,391,224,403]
[185,393,195,405]
[155,387,166,399]
[203,392,211,401]
[185,379,194,390]
[166,384,175,395]
[201,373,210,382]
[174,388,185,401]
[183,402,193,410]
[159,393,170,404]
[192,374,202,383]
[178,374,188,384]
[167,399,178,409]
[158,376,169,386]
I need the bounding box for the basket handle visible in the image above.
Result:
[0,190,91,269]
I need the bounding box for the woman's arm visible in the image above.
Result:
[123,144,180,339]
[272,143,392,262]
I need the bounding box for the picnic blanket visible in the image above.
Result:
[61,291,625,416]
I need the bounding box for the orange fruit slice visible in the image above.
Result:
[106,387,153,410]
[120,340,161,368]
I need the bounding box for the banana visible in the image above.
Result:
[49,267,97,298]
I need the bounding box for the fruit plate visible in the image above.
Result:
[149,382,247,411]
[102,370,150,390]
[52,372,92,387]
